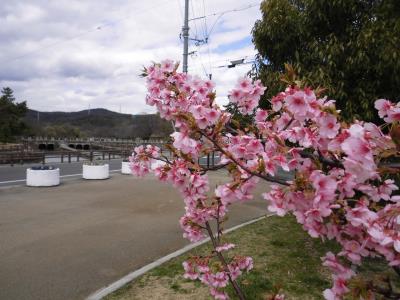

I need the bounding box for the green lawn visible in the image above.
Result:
[105,215,399,300]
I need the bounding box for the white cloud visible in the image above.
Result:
[0,0,262,114]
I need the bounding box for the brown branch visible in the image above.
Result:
[200,162,229,174]
[225,124,239,135]
[283,117,294,131]
[217,200,221,243]
[200,131,290,186]
[300,150,344,169]
[148,155,173,165]
[205,222,246,300]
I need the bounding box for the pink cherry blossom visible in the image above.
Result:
[386,107,400,123]
[210,288,229,300]
[310,171,337,201]
[317,113,340,138]
[228,77,266,114]
[375,98,394,118]
[215,243,235,252]
[255,108,268,122]
[160,59,175,72]
[285,90,310,117]
[132,60,400,300]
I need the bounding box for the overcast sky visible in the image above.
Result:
[0,0,262,114]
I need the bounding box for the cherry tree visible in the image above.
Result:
[130,60,400,299]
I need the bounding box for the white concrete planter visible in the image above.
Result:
[82,164,109,180]
[26,168,60,187]
[121,161,132,175]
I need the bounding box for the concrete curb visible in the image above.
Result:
[86,214,273,300]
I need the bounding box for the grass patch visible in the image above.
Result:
[105,215,398,299]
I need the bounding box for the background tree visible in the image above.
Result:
[0,87,27,142]
[252,0,400,121]
[42,124,83,138]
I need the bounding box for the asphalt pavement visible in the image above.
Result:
[0,159,123,186]
[0,171,270,300]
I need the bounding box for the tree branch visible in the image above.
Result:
[300,150,344,169]
[200,131,290,186]
[200,162,229,174]
[205,222,246,300]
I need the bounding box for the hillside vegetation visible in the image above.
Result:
[24,109,173,139]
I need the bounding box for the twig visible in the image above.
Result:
[283,117,294,131]
[217,200,221,243]
[225,124,239,135]
[205,222,246,300]
[300,150,344,169]
[200,131,290,186]
[201,162,229,174]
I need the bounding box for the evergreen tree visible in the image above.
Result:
[252,0,400,121]
[0,87,28,142]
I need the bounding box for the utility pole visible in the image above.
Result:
[182,0,189,73]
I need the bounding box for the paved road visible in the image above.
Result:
[0,159,123,186]
[0,172,270,300]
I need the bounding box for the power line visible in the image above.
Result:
[187,1,260,77]
[188,55,256,72]
[176,0,184,22]
[190,0,200,40]
[0,0,171,65]
[201,0,208,39]
[189,2,260,22]
[191,46,210,77]
[188,0,210,77]
[202,0,212,74]
[197,2,260,43]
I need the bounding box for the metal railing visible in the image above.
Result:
[0,150,132,165]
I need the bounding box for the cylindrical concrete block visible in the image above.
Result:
[121,161,132,175]
[26,168,60,187]
[82,164,109,180]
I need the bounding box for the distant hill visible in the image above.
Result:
[24,108,173,139]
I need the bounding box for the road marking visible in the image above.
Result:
[0,179,26,184]
[0,169,122,184]
[86,214,273,300]
[61,169,121,178]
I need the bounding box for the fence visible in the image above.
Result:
[0,148,221,169]
[0,150,132,165]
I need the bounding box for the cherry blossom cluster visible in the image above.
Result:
[130,60,400,300]
[228,77,266,114]
[129,145,161,176]
[375,99,400,123]
[183,252,253,300]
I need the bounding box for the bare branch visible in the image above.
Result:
[205,222,246,300]
[200,131,290,186]
[300,150,344,169]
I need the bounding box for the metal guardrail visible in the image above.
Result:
[0,148,222,169]
[0,150,132,165]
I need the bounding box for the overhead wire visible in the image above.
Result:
[190,0,200,41]
[188,55,256,72]
[188,1,261,77]
[189,2,260,22]
[0,0,172,65]
[202,0,213,75]
[176,0,184,22]
[189,0,209,77]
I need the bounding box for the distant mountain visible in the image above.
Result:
[24,108,173,139]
